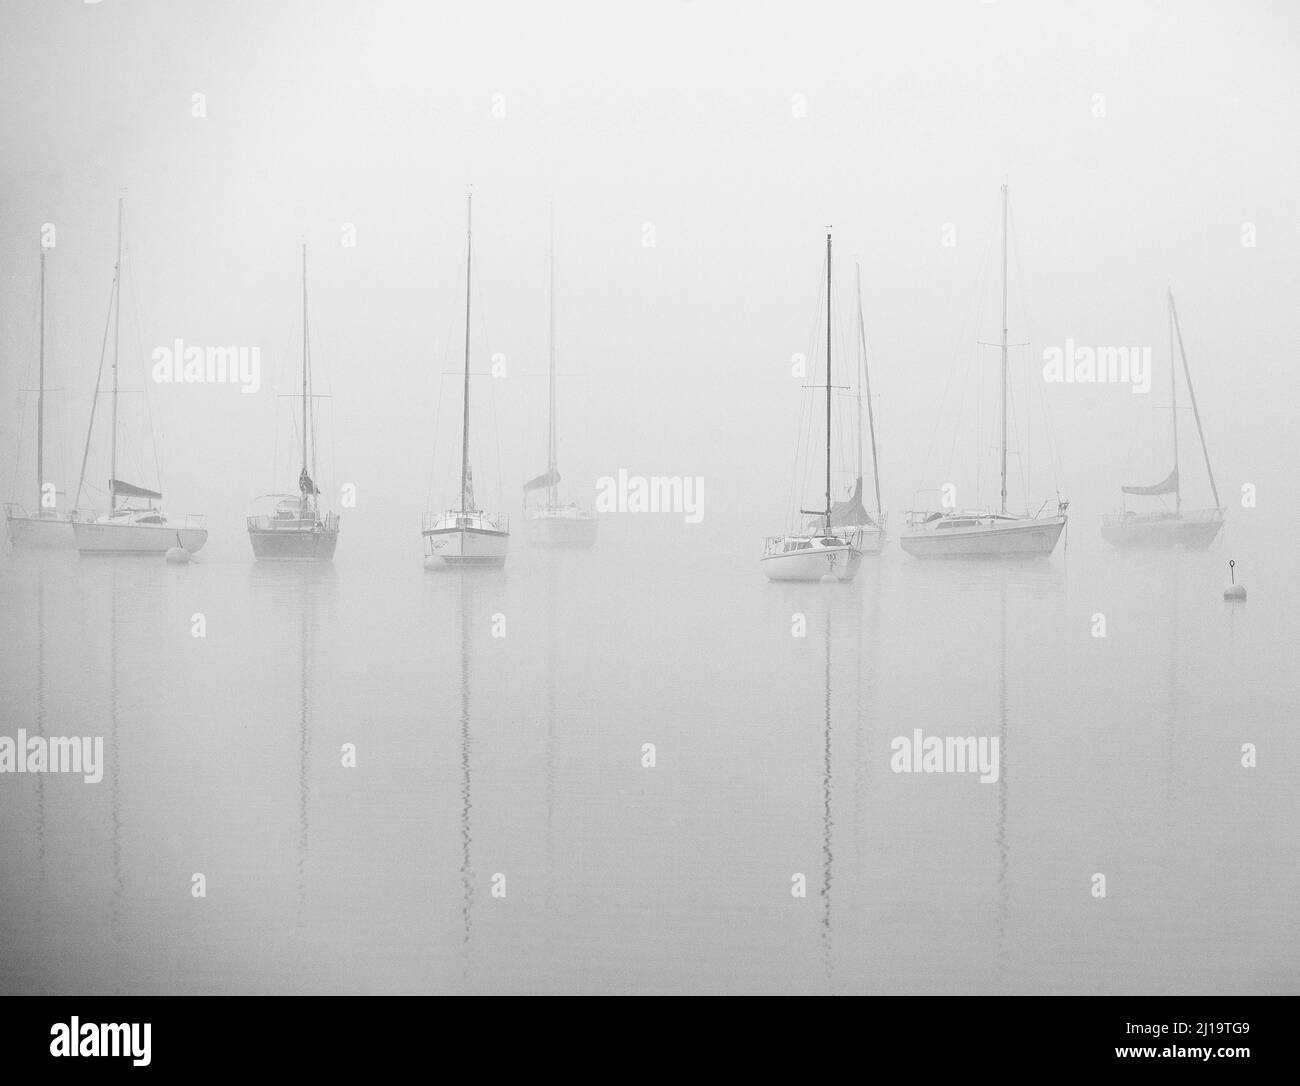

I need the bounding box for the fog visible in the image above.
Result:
[2,0,1296,557]
[3,1,1299,1001]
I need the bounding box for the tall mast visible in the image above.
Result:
[854,264,863,483]
[825,231,832,524]
[37,248,45,511]
[547,202,557,509]
[1168,287,1180,514]
[301,243,310,509]
[857,262,883,522]
[110,198,122,511]
[1169,290,1221,510]
[999,184,1008,515]
[460,191,473,513]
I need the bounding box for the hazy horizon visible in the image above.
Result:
[2,0,1297,560]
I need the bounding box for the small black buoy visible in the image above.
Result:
[1224,559,1246,601]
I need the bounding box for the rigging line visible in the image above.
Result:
[835,290,856,490]
[858,273,884,513]
[831,291,850,486]
[491,349,503,515]
[1009,195,1063,493]
[791,245,829,530]
[426,292,460,512]
[975,193,1004,505]
[475,278,505,512]
[268,297,286,491]
[427,372,448,513]
[789,246,828,533]
[9,277,38,499]
[787,377,807,535]
[918,324,963,498]
[975,337,983,506]
[922,194,998,502]
[1024,333,1032,497]
[307,300,318,489]
[1035,345,1064,497]
[944,341,974,496]
[124,238,163,497]
[470,248,503,511]
[9,264,41,499]
[10,409,27,501]
[1007,358,1028,510]
[75,259,119,511]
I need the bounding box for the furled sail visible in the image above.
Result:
[523,467,560,492]
[110,478,162,500]
[298,467,320,496]
[463,464,476,512]
[827,476,877,528]
[1121,466,1179,497]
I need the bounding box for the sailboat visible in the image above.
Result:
[761,231,864,583]
[825,263,887,554]
[4,247,76,548]
[72,201,208,555]
[525,210,597,548]
[422,193,510,567]
[247,245,341,561]
[1102,288,1224,548]
[899,185,1067,559]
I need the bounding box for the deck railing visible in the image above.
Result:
[247,511,338,532]
[1103,506,1222,526]
[421,510,509,533]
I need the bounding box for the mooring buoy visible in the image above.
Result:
[1224,559,1246,601]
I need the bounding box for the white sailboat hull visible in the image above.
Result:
[249,526,339,561]
[844,522,886,555]
[760,537,864,582]
[247,501,340,561]
[1101,510,1223,549]
[424,528,509,566]
[900,514,1066,559]
[525,511,597,548]
[4,510,76,549]
[74,520,209,555]
[423,512,509,567]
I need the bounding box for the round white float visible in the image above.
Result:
[165,546,191,564]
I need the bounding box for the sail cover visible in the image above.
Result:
[110,478,162,500]
[1121,466,1179,497]
[463,464,476,511]
[827,477,877,528]
[523,467,560,492]
[298,467,320,496]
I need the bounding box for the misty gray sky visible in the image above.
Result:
[2,0,1295,556]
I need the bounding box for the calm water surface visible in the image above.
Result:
[1,515,1296,994]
